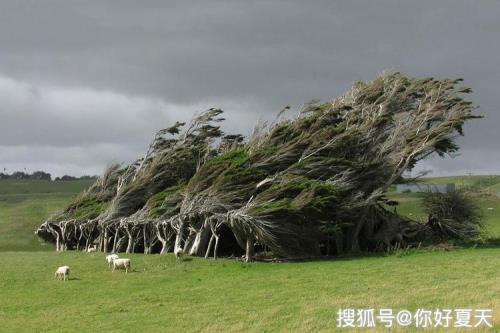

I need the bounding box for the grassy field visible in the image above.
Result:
[0,177,500,332]
[0,179,93,251]
[421,175,500,195]
[0,249,499,332]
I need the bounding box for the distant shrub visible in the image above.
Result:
[423,191,482,241]
[0,171,51,181]
[54,175,98,181]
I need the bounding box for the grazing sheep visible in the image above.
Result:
[174,248,184,261]
[87,245,97,253]
[106,254,119,267]
[112,258,131,273]
[55,266,70,281]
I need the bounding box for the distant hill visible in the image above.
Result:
[419,175,500,194]
[0,179,94,251]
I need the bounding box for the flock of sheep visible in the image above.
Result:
[54,247,184,281]
[54,254,131,281]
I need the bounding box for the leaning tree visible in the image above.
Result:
[37,73,479,260]
[37,108,233,253]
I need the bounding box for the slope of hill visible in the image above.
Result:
[421,175,500,193]
[0,179,94,251]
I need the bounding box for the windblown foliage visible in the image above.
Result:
[36,73,479,260]
[424,191,483,241]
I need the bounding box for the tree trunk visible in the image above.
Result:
[349,208,370,253]
[143,226,148,254]
[205,234,214,259]
[98,232,103,252]
[183,230,196,253]
[189,231,202,256]
[55,232,60,252]
[213,234,220,260]
[189,224,211,256]
[126,231,134,254]
[116,236,126,253]
[174,222,185,253]
[112,230,119,253]
[245,235,254,262]
[103,228,108,253]
[159,239,168,254]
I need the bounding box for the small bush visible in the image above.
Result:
[423,191,482,241]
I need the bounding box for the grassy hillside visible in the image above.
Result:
[0,180,93,251]
[0,250,498,332]
[421,175,500,194]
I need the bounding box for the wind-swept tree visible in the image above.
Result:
[37,73,479,259]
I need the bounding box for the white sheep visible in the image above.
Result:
[87,245,97,253]
[174,247,184,261]
[106,254,119,267]
[112,258,131,273]
[55,266,70,281]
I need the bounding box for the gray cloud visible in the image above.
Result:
[0,74,269,175]
[0,1,498,176]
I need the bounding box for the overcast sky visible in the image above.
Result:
[0,1,499,177]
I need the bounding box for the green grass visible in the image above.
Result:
[0,179,93,251]
[0,250,499,332]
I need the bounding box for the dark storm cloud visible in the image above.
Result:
[0,1,498,176]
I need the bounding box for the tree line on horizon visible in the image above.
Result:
[0,170,97,181]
